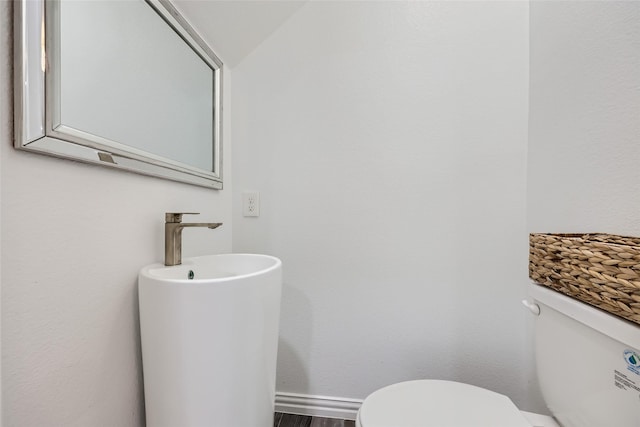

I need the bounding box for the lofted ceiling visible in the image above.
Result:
[173,0,308,68]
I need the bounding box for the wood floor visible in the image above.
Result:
[274,413,356,427]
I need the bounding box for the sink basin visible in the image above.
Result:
[138,254,282,427]
[141,253,281,281]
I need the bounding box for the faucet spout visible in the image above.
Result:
[179,223,223,229]
[164,213,222,266]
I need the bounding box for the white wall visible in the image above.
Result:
[528,1,640,234]
[173,0,307,68]
[0,3,233,425]
[0,2,4,423]
[232,1,543,412]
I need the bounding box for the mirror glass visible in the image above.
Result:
[60,1,214,171]
[15,0,223,189]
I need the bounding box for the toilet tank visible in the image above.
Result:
[529,282,640,427]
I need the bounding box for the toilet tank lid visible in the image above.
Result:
[529,282,640,350]
[359,380,532,427]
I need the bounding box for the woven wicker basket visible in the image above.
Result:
[529,233,640,325]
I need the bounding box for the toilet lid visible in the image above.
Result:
[359,380,532,427]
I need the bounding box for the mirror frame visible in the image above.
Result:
[14,0,223,189]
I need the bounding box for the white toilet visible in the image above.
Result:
[356,282,640,427]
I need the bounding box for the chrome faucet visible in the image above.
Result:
[165,212,222,266]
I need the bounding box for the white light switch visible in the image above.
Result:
[243,192,260,217]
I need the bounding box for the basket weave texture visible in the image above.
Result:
[529,233,640,325]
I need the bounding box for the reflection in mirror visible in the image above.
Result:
[14,0,223,189]
[60,1,214,171]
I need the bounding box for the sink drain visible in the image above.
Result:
[188,270,194,280]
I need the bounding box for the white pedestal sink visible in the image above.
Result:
[138,254,282,427]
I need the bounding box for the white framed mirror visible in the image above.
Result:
[14,0,223,189]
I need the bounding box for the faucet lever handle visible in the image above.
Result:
[165,212,200,223]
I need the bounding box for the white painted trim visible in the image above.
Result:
[275,392,363,421]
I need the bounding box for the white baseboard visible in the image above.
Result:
[275,392,363,420]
